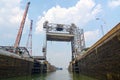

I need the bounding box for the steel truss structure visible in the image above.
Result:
[43,21,85,60]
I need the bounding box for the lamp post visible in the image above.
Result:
[96,18,106,36]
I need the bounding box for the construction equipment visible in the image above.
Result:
[14,2,30,49]
[26,20,33,55]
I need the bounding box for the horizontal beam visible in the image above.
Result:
[32,56,46,60]
[46,32,74,41]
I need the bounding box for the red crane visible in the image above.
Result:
[26,20,33,55]
[14,2,30,49]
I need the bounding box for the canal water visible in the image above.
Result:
[3,69,97,80]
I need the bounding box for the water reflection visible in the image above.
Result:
[32,74,47,80]
[72,73,97,80]
[2,76,32,80]
[2,74,46,80]
[2,69,97,80]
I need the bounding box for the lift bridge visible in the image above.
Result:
[42,21,85,60]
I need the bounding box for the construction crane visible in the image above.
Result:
[26,20,33,55]
[14,2,30,49]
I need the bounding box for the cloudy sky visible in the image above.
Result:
[0,0,120,68]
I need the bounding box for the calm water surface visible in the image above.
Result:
[3,69,97,80]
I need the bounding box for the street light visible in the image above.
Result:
[96,18,106,36]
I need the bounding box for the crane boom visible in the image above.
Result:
[14,2,30,48]
[26,20,33,55]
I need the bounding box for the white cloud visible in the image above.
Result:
[108,0,120,8]
[47,42,72,68]
[84,29,100,46]
[36,0,102,33]
[0,0,30,45]
[84,29,99,41]
[0,0,23,28]
[2,33,15,39]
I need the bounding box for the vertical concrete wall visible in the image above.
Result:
[76,35,120,80]
[0,54,33,78]
[70,23,120,80]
